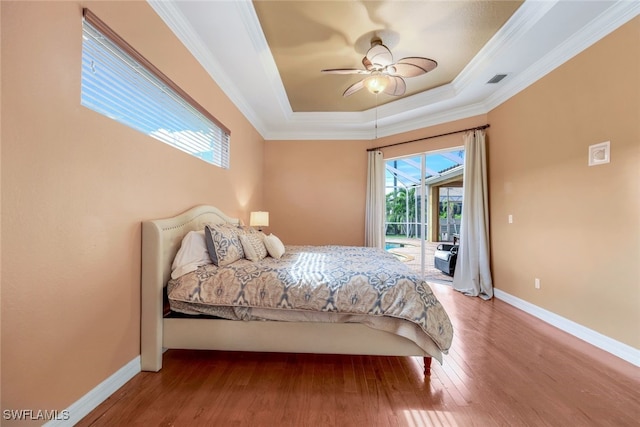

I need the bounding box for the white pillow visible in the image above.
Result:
[171,230,212,279]
[239,233,268,262]
[263,233,285,259]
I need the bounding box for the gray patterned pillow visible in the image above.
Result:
[204,224,245,266]
[239,233,267,262]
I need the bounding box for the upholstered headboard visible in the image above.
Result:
[140,205,240,371]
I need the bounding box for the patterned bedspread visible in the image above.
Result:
[167,245,453,353]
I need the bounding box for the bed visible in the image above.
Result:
[141,205,453,375]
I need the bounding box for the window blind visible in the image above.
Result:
[81,9,230,168]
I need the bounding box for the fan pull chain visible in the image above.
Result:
[374,93,379,139]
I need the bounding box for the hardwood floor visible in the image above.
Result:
[79,284,640,426]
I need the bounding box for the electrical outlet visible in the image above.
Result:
[508,214,513,224]
[535,278,541,289]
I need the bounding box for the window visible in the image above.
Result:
[81,9,230,168]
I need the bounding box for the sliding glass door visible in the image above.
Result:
[384,148,464,283]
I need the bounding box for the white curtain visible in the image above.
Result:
[453,130,494,299]
[365,150,385,248]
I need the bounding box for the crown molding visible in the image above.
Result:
[150,0,639,141]
[147,0,270,136]
[483,0,640,112]
[377,102,490,139]
[234,0,293,120]
[452,0,559,94]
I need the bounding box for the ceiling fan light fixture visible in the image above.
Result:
[364,72,389,94]
[322,37,436,98]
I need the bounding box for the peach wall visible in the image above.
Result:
[1,1,263,422]
[487,17,639,348]
[264,139,370,245]
[263,115,488,246]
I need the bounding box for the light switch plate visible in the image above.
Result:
[589,141,610,166]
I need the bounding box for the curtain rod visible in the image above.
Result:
[367,124,490,152]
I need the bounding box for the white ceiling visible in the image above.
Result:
[148,0,639,140]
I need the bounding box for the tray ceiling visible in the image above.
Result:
[148,1,639,139]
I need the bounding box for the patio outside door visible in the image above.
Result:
[384,148,464,283]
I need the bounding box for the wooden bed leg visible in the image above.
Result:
[424,356,432,377]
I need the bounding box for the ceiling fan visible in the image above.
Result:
[321,37,438,97]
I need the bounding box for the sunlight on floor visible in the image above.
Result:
[402,409,459,427]
[386,238,454,283]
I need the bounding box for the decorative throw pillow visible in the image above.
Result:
[238,225,261,235]
[239,233,267,262]
[263,233,285,259]
[204,223,245,266]
[171,230,212,279]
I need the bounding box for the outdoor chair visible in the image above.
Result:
[434,243,458,276]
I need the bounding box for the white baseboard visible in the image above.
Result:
[494,288,640,367]
[44,356,141,427]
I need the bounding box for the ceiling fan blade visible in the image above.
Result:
[390,57,438,77]
[366,43,393,67]
[343,80,365,97]
[362,57,373,71]
[321,68,369,75]
[383,76,406,96]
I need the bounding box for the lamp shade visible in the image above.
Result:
[249,211,269,228]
